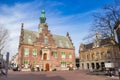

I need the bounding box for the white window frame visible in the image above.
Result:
[69,53,72,59]
[61,52,66,58]
[61,62,66,67]
[54,52,58,58]
[32,49,37,57]
[24,48,29,56]
[44,36,48,44]
[24,60,29,68]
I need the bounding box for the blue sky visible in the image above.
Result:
[0,0,115,59]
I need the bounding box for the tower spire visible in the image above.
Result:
[95,31,99,40]
[40,9,46,24]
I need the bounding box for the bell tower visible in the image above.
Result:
[40,9,46,24]
[38,9,48,33]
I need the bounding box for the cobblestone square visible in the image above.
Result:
[3,70,119,80]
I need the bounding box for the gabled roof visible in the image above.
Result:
[22,29,74,48]
[52,34,73,48]
[84,38,111,50]
[84,43,93,49]
[23,29,39,45]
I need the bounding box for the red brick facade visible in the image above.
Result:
[18,10,75,71]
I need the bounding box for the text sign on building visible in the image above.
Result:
[105,63,114,68]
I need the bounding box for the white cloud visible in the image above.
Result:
[0,0,96,59]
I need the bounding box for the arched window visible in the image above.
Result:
[87,63,89,69]
[43,53,47,60]
[24,48,29,56]
[44,36,48,43]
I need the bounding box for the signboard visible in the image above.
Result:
[105,62,114,68]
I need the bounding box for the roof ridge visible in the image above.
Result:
[24,29,38,33]
[53,34,66,38]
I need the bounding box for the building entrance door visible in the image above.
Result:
[91,63,95,69]
[45,63,49,71]
[96,63,100,69]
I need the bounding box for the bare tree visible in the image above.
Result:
[0,26,9,54]
[88,0,120,49]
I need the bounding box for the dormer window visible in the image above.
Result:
[96,41,99,47]
[93,41,99,48]
[28,36,32,44]
[59,40,63,47]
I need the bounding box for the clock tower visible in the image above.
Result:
[38,9,48,33]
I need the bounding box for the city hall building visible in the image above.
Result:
[18,10,75,71]
[79,33,120,70]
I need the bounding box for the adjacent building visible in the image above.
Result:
[114,21,120,47]
[11,53,19,68]
[18,10,76,71]
[79,33,120,70]
[75,57,80,69]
